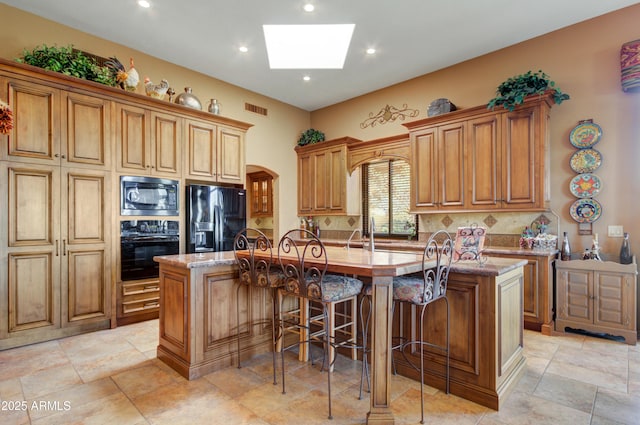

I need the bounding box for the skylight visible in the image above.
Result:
[263,24,355,69]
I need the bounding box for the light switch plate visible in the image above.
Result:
[608,225,624,237]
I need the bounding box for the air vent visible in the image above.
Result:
[245,102,268,116]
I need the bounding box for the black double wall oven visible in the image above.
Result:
[120,176,180,282]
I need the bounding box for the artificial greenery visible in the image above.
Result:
[487,70,569,111]
[297,128,325,146]
[16,45,116,87]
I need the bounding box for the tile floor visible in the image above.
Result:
[0,321,638,425]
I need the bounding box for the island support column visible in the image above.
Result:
[367,275,395,424]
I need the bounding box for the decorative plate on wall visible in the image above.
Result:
[570,148,602,173]
[569,198,602,223]
[569,173,602,198]
[569,122,602,148]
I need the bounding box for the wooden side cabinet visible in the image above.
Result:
[489,250,556,335]
[556,258,637,345]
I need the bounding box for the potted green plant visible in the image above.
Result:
[297,128,325,146]
[16,44,116,87]
[487,70,569,111]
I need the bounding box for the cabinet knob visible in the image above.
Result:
[61,154,66,159]
[54,154,59,158]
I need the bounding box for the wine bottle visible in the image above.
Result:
[620,232,633,264]
[560,232,571,261]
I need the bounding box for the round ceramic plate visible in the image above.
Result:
[569,122,602,148]
[569,173,602,198]
[570,148,602,173]
[569,198,602,223]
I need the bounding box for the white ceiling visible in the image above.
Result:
[3,0,639,111]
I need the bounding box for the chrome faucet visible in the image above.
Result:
[346,228,361,250]
[368,217,376,252]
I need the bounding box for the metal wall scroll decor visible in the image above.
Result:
[359,103,419,129]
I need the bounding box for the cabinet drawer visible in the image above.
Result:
[122,296,160,314]
[121,281,160,297]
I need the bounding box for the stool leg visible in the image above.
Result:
[327,302,336,371]
[350,296,358,360]
[236,283,243,369]
[419,303,427,425]
[270,288,279,385]
[323,304,333,420]
[277,289,287,395]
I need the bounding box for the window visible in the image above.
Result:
[362,160,416,238]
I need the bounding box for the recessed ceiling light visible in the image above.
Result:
[239,46,248,53]
[138,0,150,8]
[366,48,376,55]
[303,4,315,12]
[263,24,355,69]
[303,75,311,81]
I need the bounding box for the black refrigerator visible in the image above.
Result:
[186,184,246,253]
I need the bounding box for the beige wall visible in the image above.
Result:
[0,3,309,239]
[2,3,640,259]
[311,4,640,260]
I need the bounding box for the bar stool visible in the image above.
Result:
[276,229,364,420]
[392,230,453,424]
[233,228,284,385]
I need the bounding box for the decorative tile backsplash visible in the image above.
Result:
[308,211,559,247]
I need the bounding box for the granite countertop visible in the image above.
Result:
[154,249,527,277]
[449,257,528,276]
[318,237,557,257]
[154,251,237,269]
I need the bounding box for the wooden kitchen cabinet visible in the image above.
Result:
[410,122,466,210]
[500,103,548,210]
[489,250,556,334]
[556,258,637,345]
[0,76,113,170]
[296,137,360,216]
[0,58,253,345]
[115,103,182,177]
[0,162,112,349]
[248,171,273,217]
[184,119,245,184]
[403,94,552,213]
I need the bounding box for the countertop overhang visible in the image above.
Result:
[154,249,527,277]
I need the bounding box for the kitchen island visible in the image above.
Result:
[153,252,276,380]
[154,249,526,422]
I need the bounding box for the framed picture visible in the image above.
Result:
[453,226,487,260]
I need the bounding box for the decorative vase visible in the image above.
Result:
[620,232,633,264]
[208,99,221,115]
[175,87,202,110]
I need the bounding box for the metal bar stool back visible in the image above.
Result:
[277,228,363,420]
[233,228,283,385]
[392,229,453,424]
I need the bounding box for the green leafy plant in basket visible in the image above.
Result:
[297,128,325,146]
[16,45,116,87]
[487,70,569,111]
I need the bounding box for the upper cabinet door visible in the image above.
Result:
[438,122,465,209]
[150,111,182,177]
[115,102,149,173]
[217,126,244,184]
[466,114,500,209]
[62,90,111,169]
[410,128,438,210]
[501,105,538,209]
[185,118,217,180]
[0,76,61,165]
